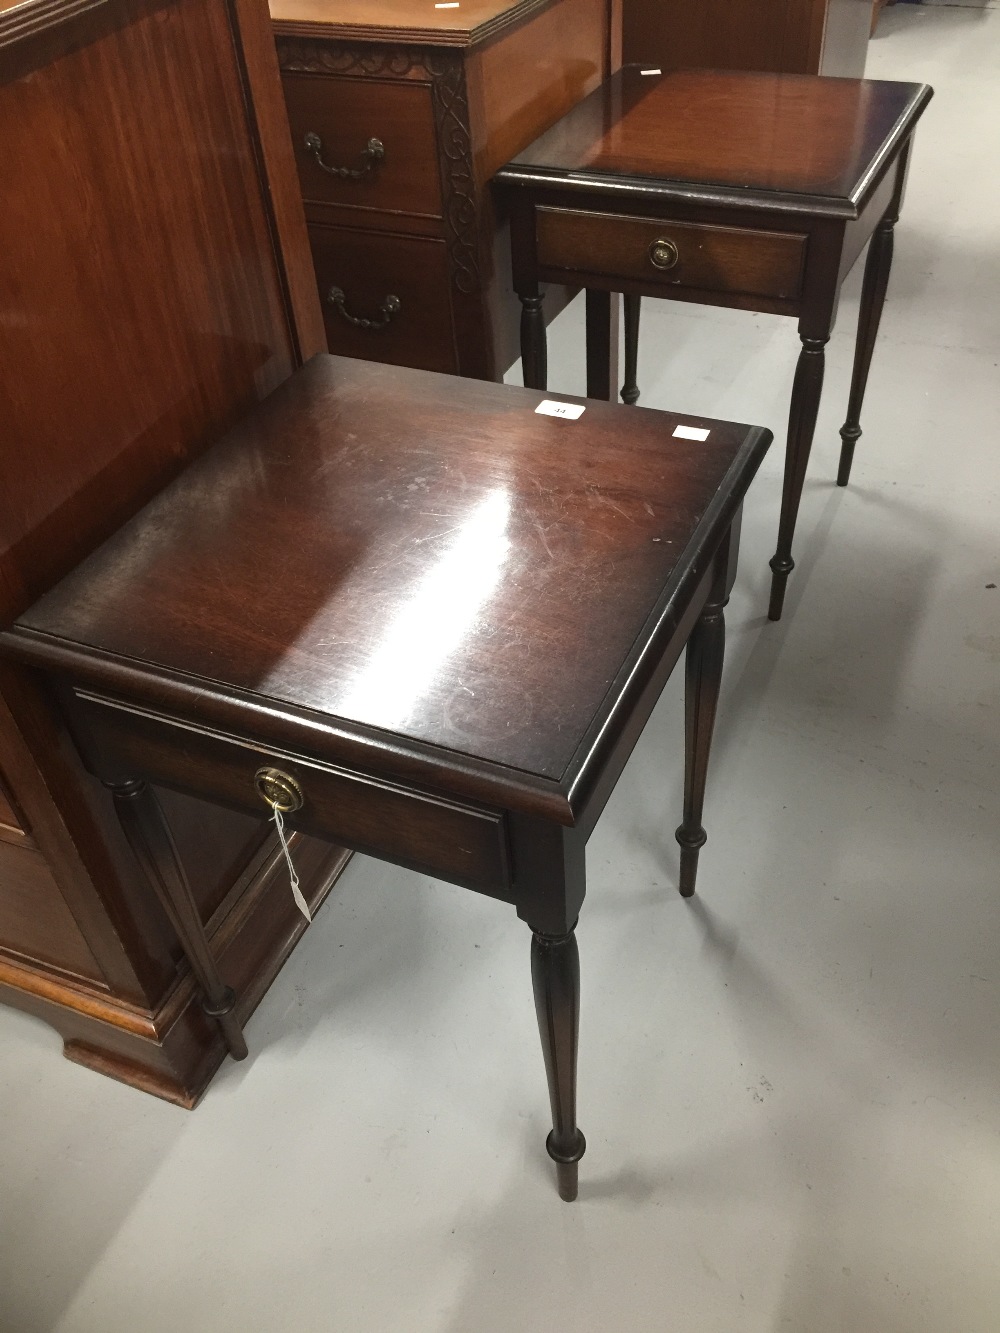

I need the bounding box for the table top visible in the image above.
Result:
[268,0,552,45]
[9,357,768,796]
[498,67,933,217]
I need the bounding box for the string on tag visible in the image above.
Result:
[270,802,312,922]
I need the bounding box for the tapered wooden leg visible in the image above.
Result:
[519,293,547,390]
[837,218,896,488]
[675,538,729,897]
[768,335,828,621]
[585,289,620,401]
[531,928,585,1202]
[621,294,641,405]
[106,778,248,1060]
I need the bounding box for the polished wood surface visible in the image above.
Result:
[19,355,763,789]
[2,354,771,1195]
[623,0,872,78]
[500,67,931,619]
[0,0,314,619]
[0,0,348,1105]
[273,0,613,380]
[270,0,554,44]
[502,68,930,211]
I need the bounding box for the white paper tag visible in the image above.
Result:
[673,424,711,441]
[536,399,586,420]
[434,2,459,7]
[640,68,662,75]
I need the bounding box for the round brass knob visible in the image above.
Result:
[648,238,679,271]
[253,767,304,813]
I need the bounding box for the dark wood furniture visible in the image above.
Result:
[499,68,932,620]
[0,354,771,1199]
[623,0,873,78]
[0,0,351,1105]
[270,0,621,380]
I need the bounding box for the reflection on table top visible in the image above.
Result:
[500,67,932,209]
[17,356,764,781]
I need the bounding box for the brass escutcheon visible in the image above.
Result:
[253,767,304,813]
[648,238,680,270]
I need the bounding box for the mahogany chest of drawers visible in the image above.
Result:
[271,0,619,379]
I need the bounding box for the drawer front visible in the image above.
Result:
[283,74,442,219]
[75,696,512,898]
[536,207,807,303]
[310,223,457,373]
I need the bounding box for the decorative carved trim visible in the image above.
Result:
[277,40,481,297]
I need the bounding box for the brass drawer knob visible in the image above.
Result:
[648,238,679,271]
[254,767,304,813]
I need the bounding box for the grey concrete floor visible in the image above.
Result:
[2,6,998,1330]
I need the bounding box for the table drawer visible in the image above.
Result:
[75,695,512,898]
[310,223,457,373]
[536,207,807,303]
[283,73,442,219]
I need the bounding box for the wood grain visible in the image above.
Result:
[0,0,348,1100]
[500,68,932,216]
[13,356,768,801]
[536,208,807,303]
[622,0,872,78]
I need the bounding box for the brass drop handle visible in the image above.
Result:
[326,286,402,332]
[254,767,304,813]
[648,238,680,271]
[303,131,385,180]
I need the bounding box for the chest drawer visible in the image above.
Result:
[309,222,457,373]
[535,207,807,304]
[74,694,512,898]
[283,74,442,219]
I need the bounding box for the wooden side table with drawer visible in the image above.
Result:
[498,68,932,620]
[270,0,621,380]
[0,354,771,1200]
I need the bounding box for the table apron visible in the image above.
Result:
[534,205,809,313]
[67,691,515,903]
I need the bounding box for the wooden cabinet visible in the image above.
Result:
[623,0,872,79]
[0,0,349,1106]
[271,0,619,380]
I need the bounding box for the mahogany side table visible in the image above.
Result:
[498,68,932,619]
[0,355,770,1201]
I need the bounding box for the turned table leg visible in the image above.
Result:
[621,294,641,405]
[837,216,898,488]
[519,291,548,391]
[531,927,585,1202]
[767,334,828,622]
[676,534,730,897]
[837,140,911,488]
[106,778,248,1060]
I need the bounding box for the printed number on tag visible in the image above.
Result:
[536,400,586,420]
